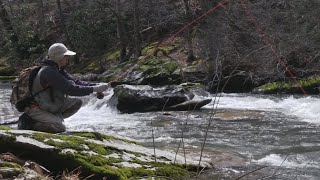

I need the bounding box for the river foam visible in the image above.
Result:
[252,154,319,168]
[204,94,320,124]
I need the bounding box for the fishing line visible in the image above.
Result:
[260,118,319,179]
[240,0,308,95]
[238,1,320,179]
[116,0,230,82]
[291,148,320,180]
[158,0,230,48]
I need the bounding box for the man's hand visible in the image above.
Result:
[109,81,117,88]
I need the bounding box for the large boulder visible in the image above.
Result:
[0,128,211,179]
[99,56,182,86]
[108,84,211,113]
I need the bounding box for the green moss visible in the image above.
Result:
[0,131,16,142]
[137,57,177,77]
[258,82,285,92]
[86,61,100,72]
[129,158,190,179]
[121,167,155,179]
[32,133,112,155]
[105,50,120,61]
[0,162,22,169]
[160,43,180,53]
[85,142,112,155]
[0,163,24,177]
[29,132,190,180]
[142,42,158,56]
[163,61,178,73]
[256,76,320,94]
[32,132,56,141]
[299,76,320,87]
[0,66,15,76]
[64,152,156,179]
[72,132,96,139]
[142,40,181,57]
[155,164,189,179]
[0,76,16,80]
[61,152,126,180]
[0,125,12,130]
[72,132,139,145]
[75,154,120,166]
[61,148,188,180]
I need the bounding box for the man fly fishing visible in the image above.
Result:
[17,43,110,133]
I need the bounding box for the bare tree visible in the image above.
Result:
[56,0,77,62]
[182,0,195,64]
[0,0,19,49]
[133,0,142,60]
[37,0,46,38]
[114,0,130,63]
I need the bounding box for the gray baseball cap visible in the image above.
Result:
[48,43,76,62]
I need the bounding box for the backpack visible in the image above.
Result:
[10,65,47,112]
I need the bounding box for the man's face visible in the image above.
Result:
[59,56,72,68]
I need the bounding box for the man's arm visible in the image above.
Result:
[41,68,93,96]
[59,69,97,86]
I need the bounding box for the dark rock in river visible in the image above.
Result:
[108,84,211,113]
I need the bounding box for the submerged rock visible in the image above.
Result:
[0,129,211,179]
[165,99,212,111]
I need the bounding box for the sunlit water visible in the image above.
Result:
[1,83,320,179]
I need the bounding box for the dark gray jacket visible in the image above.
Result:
[32,60,94,113]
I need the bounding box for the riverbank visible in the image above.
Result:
[0,128,212,179]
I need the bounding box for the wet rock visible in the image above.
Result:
[0,130,211,179]
[214,110,264,121]
[99,56,182,86]
[108,84,211,113]
[108,84,191,113]
[165,99,212,111]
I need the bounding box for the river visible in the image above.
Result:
[1,82,320,179]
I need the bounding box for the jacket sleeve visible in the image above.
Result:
[41,68,93,96]
[60,69,97,86]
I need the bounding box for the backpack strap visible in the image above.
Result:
[31,86,50,98]
[29,66,51,99]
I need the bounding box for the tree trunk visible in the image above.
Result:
[183,0,196,64]
[116,0,128,63]
[8,0,13,15]
[0,0,19,50]
[133,0,142,60]
[56,0,78,62]
[37,0,46,38]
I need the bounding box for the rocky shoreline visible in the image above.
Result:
[0,127,211,179]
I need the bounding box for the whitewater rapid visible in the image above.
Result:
[2,84,320,179]
[204,93,320,124]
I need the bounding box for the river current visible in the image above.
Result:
[1,82,320,179]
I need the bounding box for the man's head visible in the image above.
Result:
[48,43,76,67]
